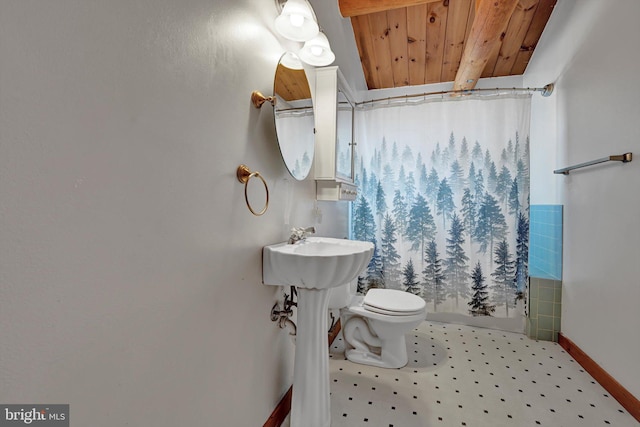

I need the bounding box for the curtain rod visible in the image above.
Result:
[276,105,313,112]
[355,83,554,107]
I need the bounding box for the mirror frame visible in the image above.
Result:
[273,52,315,181]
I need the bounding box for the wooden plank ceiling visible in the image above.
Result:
[274,64,312,102]
[340,0,557,90]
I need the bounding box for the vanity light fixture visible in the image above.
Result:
[274,0,319,42]
[298,31,335,66]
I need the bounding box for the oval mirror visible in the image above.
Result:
[273,52,314,180]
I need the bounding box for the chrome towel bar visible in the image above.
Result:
[554,152,632,175]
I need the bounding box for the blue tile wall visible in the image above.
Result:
[529,205,563,280]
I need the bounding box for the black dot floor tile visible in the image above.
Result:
[278,321,639,427]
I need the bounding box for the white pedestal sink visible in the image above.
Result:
[263,237,374,427]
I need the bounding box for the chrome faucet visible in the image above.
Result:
[288,226,316,244]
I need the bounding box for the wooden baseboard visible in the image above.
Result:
[263,387,292,427]
[263,319,342,427]
[328,318,342,347]
[558,332,640,422]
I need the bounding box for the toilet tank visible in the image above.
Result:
[328,279,357,309]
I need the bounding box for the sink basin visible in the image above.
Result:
[263,237,374,289]
[262,237,374,427]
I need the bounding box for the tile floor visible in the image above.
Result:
[283,321,637,427]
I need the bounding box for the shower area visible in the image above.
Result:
[350,92,533,333]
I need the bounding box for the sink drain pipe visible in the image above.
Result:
[271,286,297,341]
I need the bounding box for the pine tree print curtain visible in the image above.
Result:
[352,94,531,332]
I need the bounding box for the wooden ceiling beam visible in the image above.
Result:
[453,0,520,91]
[339,0,441,18]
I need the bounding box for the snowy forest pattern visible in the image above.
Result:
[351,108,530,319]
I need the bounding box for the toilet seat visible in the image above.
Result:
[363,289,425,316]
[363,304,424,316]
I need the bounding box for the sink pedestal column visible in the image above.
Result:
[290,287,331,427]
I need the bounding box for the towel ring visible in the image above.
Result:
[236,164,269,216]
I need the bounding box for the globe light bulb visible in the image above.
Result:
[289,13,304,28]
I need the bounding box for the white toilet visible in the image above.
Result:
[329,281,427,369]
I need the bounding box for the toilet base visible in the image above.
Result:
[341,315,410,369]
[345,340,408,369]
[339,293,426,369]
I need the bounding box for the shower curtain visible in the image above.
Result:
[351,94,531,332]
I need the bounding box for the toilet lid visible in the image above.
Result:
[363,289,425,315]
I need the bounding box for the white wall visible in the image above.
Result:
[525,0,640,397]
[0,0,347,425]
